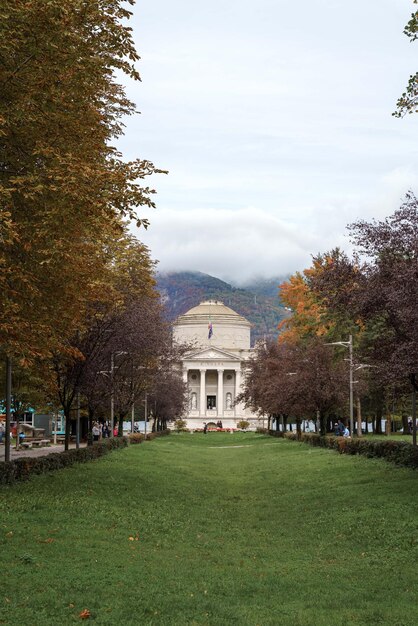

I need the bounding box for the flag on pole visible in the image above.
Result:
[208,321,213,339]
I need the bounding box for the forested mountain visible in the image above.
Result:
[157,271,289,344]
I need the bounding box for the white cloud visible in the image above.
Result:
[121,0,418,282]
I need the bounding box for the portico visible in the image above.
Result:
[173,301,258,429]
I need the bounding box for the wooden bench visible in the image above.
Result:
[21,441,32,449]
[31,440,44,448]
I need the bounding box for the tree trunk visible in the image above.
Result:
[356,395,363,437]
[15,412,20,451]
[87,407,94,446]
[64,411,71,451]
[296,417,302,440]
[118,413,125,437]
[319,412,327,436]
[375,397,383,433]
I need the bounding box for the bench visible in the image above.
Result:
[21,442,32,449]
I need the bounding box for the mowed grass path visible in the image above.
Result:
[1,433,418,626]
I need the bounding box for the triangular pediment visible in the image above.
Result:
[186,346,241,361]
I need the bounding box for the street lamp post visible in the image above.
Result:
[5,356,12,462]
[410,374,417,447]
[110,352,114,438]
[326,336,374,436]
[144,392,148,439]
[131,402,135,435]
[326,335,354,436]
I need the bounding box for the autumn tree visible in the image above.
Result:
[240,339,347,435]
[278,262,334,343]
[0,0,163,363]
[148,370,188,432]
[44,233,159,448]
[307,194,418,437]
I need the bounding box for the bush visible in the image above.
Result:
[268,431,418,469]
[174,419,188,432]
[128,433,145,444]
[237,420,250,430]
[0,437,129,486]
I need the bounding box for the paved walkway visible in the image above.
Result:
[1,443,87,461]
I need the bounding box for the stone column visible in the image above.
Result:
[199,369,206,417]
[182,368,189,416]
[217,369,224,417]
[234,367,242,417]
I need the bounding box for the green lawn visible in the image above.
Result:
[1,433,418,625]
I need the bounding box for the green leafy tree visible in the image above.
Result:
[394,1,418,117]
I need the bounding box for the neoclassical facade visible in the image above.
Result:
[173,300,259,429]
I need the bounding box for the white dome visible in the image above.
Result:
[173,301,251,351]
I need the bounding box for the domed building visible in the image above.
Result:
[173,300,259,429]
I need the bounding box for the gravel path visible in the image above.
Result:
[1,443,87,461]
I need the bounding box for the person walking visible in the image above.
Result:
[92,423,100,442]
[203,423,208,434]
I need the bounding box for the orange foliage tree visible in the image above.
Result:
[0,0,164,364]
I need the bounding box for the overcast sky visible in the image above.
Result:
[118,0,418,284]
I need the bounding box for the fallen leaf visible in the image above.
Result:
[79,608,91,619]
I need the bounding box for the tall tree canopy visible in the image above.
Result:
[0,0,162,362]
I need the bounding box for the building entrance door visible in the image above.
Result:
[207,395,216,409]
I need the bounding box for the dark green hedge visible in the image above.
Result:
[0,437,129,486]
[265,430,418,469]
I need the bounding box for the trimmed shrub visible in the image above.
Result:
[174,419,188,432]
[0,437,129,486]
[128,433,145,444]
[269,430,418,470]
[146,429,170,441]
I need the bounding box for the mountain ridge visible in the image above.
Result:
[157,271,289,343]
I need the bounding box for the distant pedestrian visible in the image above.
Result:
[92,423,100,442]
[343,426,350,438]
[203,423,208,434]
[335,420,345,436]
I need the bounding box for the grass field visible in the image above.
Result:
[1,432,418,625]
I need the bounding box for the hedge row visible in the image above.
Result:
[128,429,171,444]
[260,428,418,469]
[0,437,129,486]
